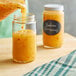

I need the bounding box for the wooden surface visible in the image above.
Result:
[0,33,76,76]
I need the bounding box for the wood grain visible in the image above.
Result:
[0,33,76,76]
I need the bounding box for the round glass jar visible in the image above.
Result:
[43,4,64,48]
[12,14,37,63]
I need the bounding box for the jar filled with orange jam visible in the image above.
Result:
[43,4,64,48]
[12,14,37,63]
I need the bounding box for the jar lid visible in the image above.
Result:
[44,4,64,11]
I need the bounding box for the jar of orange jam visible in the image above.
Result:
[12,14,37,63]
[43,4,64,48]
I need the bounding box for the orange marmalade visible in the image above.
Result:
[13,30,36,63]
[43,4,64,48]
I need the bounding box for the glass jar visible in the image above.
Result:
[12,14,37,63]
[43,4,64,48]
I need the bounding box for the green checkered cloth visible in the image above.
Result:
[24,50,76,76]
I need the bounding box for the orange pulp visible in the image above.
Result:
[13,30,36,63]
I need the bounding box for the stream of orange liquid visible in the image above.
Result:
[7,0,36,63]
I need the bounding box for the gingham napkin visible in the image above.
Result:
[24,50,76,76]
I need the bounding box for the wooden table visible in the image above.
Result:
[0,33,76,76]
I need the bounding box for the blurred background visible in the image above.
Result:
[28,0,76,36]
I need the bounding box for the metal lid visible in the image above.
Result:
[44,4,64,11]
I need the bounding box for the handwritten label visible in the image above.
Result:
[43,20,61,35]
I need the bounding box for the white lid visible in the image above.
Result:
[44,4,64,11]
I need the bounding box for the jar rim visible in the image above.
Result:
[13,13,35,24]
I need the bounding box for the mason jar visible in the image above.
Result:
[12,14,37,63]
[43,4,64,48]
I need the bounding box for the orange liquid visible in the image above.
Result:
[0,0,26,21]
[43,11,64,48]
[13,30,36,63]
[21,6,26,29]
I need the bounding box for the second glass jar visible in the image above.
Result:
[43,4,64,48]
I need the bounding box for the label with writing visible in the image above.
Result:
[43,20,61,35]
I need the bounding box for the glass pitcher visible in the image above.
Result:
[0,0,27,21]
